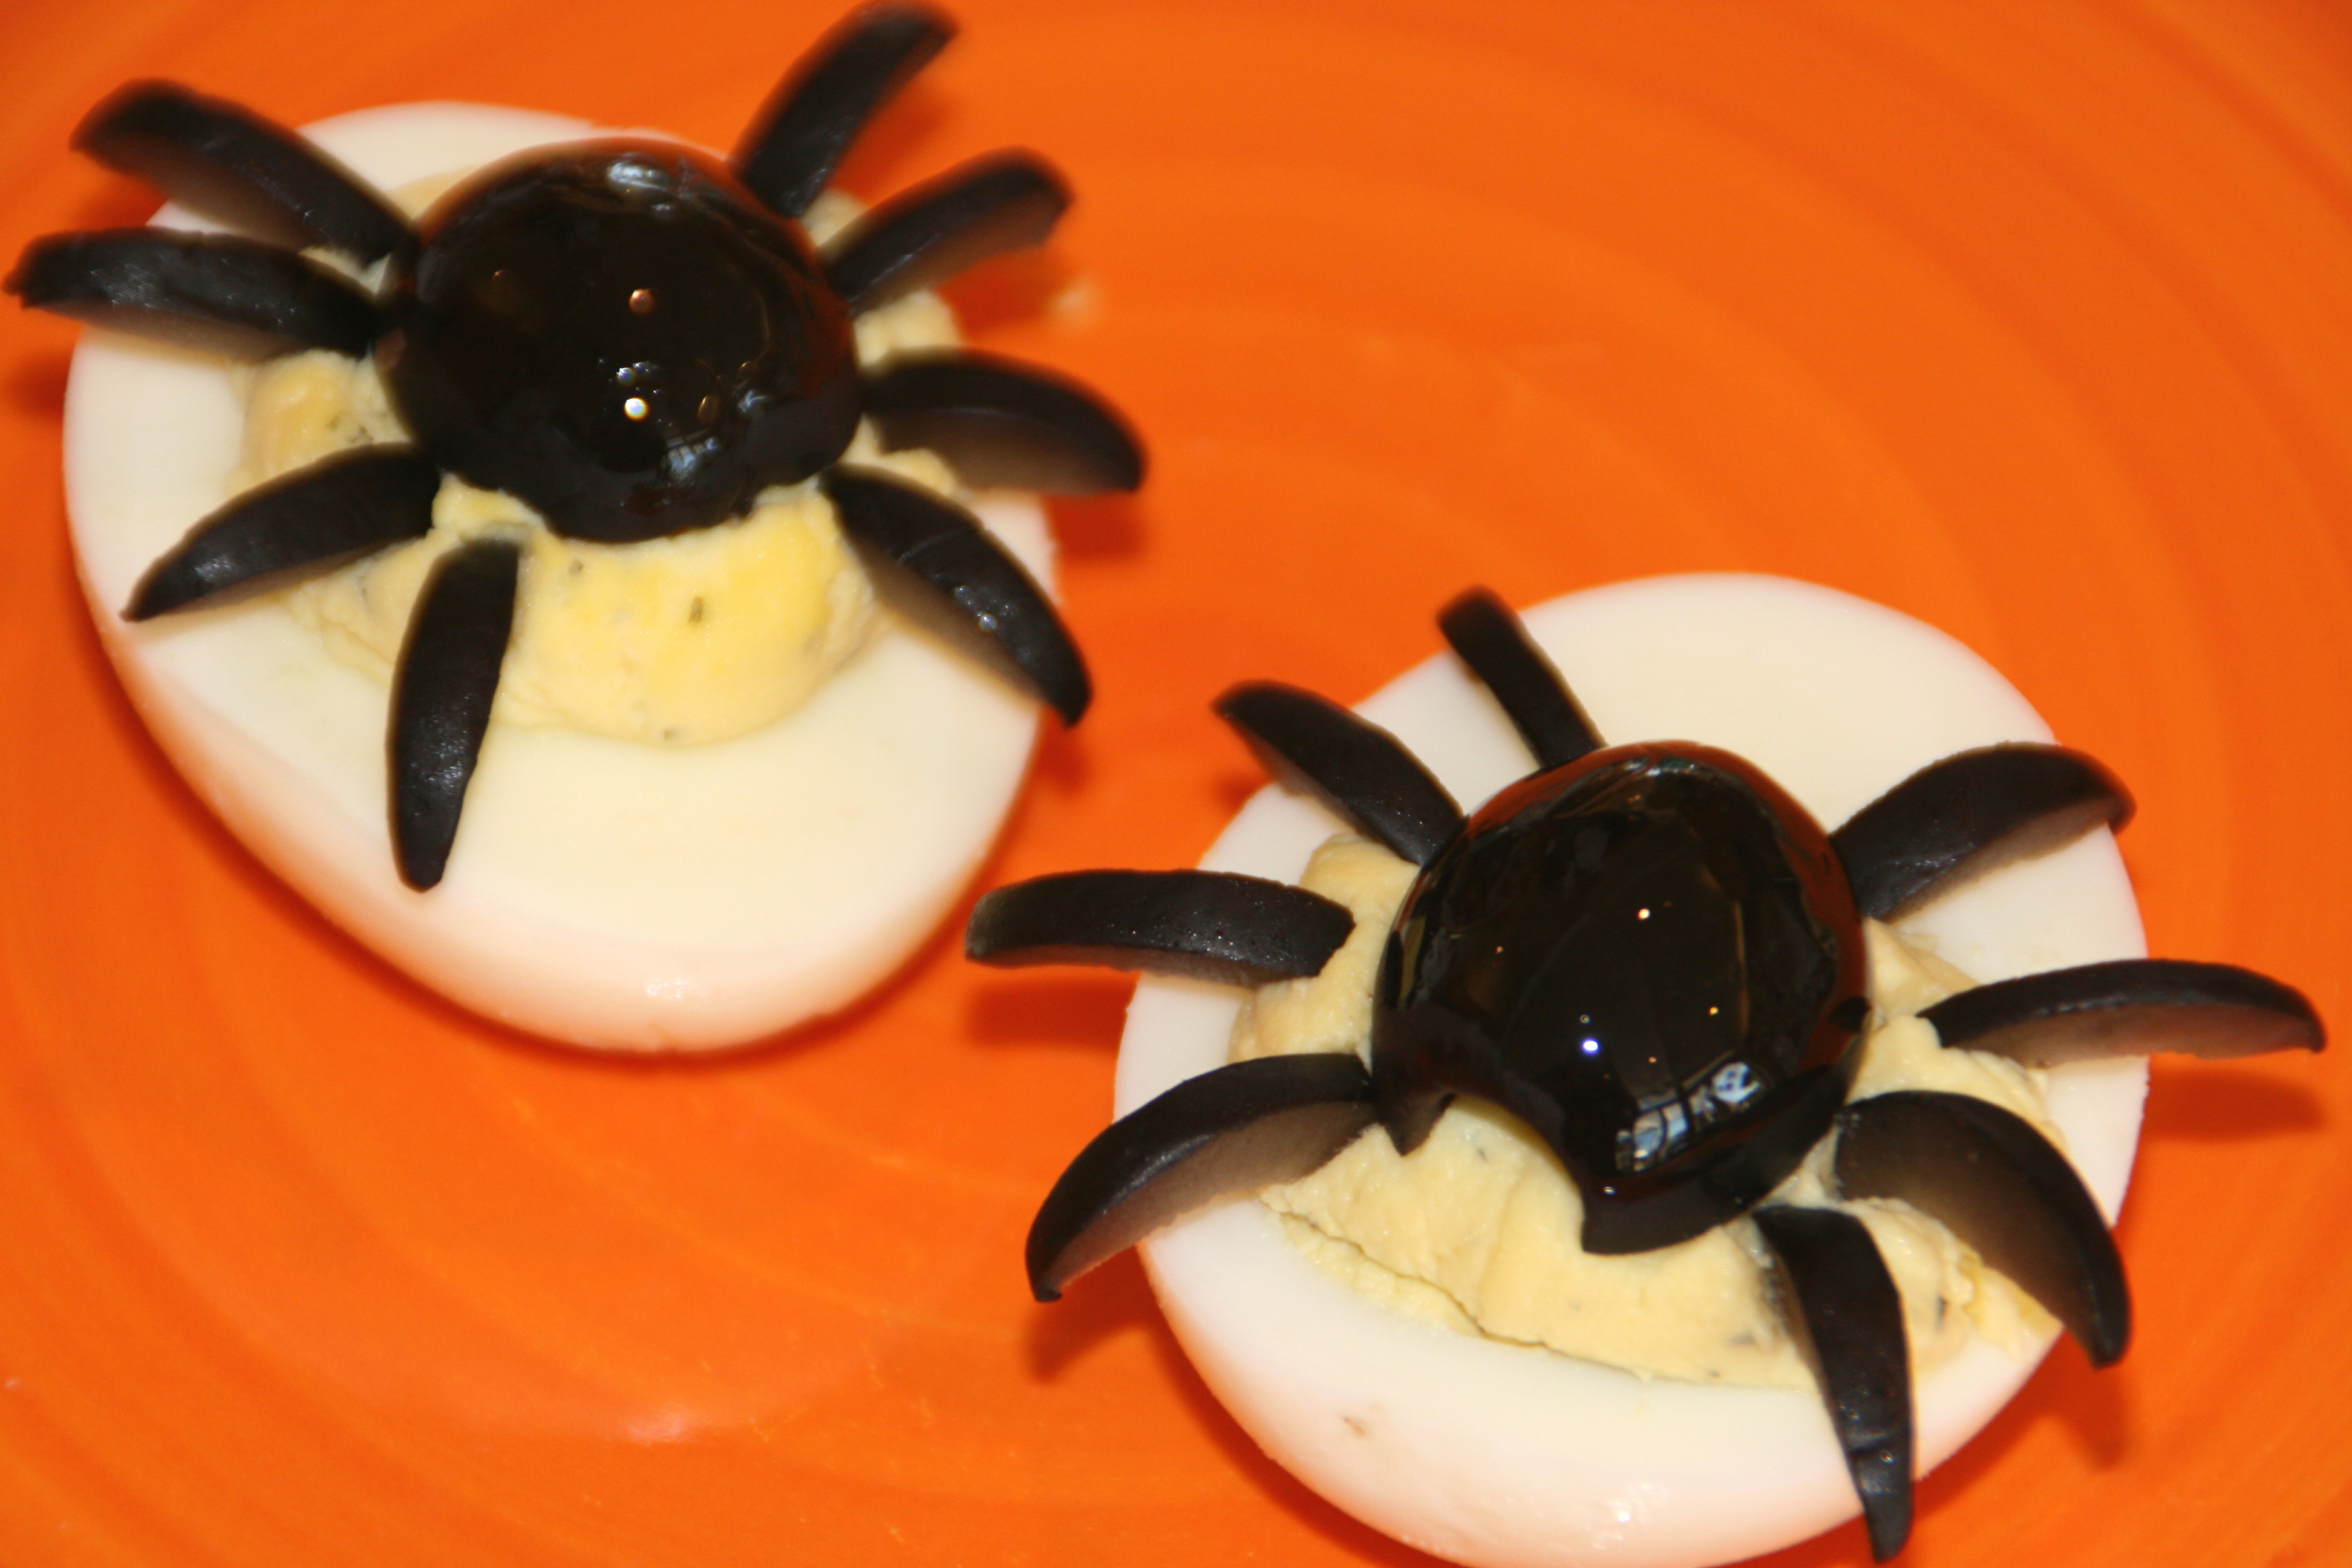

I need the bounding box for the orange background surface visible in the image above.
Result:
[1,1,2349,1564]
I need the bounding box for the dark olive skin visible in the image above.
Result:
[379,142,862,543]
[1372,742,1869,1253]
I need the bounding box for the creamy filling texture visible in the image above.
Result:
[229,181,962,746]
[1229,834,2063,1390]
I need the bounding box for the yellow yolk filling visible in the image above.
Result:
[1230,835,2065,1389]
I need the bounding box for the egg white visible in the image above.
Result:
[65,103,1054,1051]
[1116,575,2149,1568]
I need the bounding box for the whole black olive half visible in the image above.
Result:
[1372,742,1866,1253]
[379,142,861,543]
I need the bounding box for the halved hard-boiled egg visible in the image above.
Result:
[60,99,1070,1051]
[1108,575,2152,1566]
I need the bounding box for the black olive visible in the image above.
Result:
[381,142,861,543]
[1371,742,1867,1253]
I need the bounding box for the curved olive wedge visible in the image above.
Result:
[1028,1053,1377,1301]
[821,465,1088,724]
[390,537,520,891]
[1753,1205,1913,1564]
[823,149,1070,313]
[733,1,954,220]
[125,446,440,619]
[1832,745,2133,921]
[8,229,381,359]
[1924,959,2323,1066]
[1215,682,1463,867]
[863,350,1143,494]
[1836,1090,2129,1367]
[1437,587,1601,771]
[75,80,413,264]
[967,869,1353,985]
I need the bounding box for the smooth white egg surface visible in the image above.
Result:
[65,103,1054,1051]
[1114,575,2149,1568]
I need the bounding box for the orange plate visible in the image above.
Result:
[1,2,2348,1564]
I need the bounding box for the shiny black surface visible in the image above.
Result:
[966,869,1354,986]
[390,537,521,891]
[820,463,1091,724]
[74,79,415,264]
[126,446,440,619]
[381,142,860,541]
[1214,682,1463,867]
[1832,743,2131,920]
[1836,1089,2130,1367]
[731,2,955,221]
[7,229,381,360]
[1371,742,1866,1251]
[1754,1204,1915,1562]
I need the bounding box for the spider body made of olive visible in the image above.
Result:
[1373,740,1866,1254]
[382,142,864,543]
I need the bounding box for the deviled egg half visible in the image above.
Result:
[29,5,1143,1050]
[980,575,2319,1566]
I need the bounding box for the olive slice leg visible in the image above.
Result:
[823,151,1069,313]
[1436,587,1602,771]
[8,230,382,359]
[1831,744,2133,921]
[1214,683,1463,866]
[1924,958,2324,1065]
[126,447,442,619]
[821,465,1089,724]
[863,350,1144,494]
[390,537,521,892]
[967,869,1354,985]
[1029,1053,1377,1301]
[74,80,413,264]
[1753,1205,1914,1564]
[732,2,954,221]
[1836,1090,2129,1367]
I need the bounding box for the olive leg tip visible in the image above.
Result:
[395,848,448,892]
[1858,1470,1913,1562]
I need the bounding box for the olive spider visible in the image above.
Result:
[967,586,2322,1561]
[8,1,1141,889]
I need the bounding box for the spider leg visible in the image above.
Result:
[74,81,413,265]
[967,869,1353,985]
[125,447,440,619]
[821,151,1068,313]
[1436,586,1602,769]
[1027,1052,1377,1301]
[1753,1205,1913,1564]
[1214,684,1464,866]
[820,465,1089,724]
[733,2,955,221]
[1924,958,2322,1065]
[863,350,1143,494]
[390,537,521,891]
[8,230,381,359]
[1835,1090,2129,1367]
[1831,745,2132,920]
